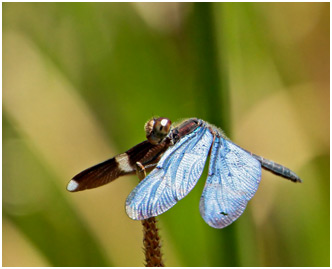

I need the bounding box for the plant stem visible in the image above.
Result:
[142,217,164,267]
[136,162,164,267]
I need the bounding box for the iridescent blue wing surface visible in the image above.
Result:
[199,136,261,229]
[126,125,213,220]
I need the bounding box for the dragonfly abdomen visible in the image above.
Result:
[251,154,302,183]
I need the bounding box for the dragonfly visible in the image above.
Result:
[67,117,301,229]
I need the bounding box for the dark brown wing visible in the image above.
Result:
[67,140,170,192]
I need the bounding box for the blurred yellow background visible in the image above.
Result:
[3,2,329,267]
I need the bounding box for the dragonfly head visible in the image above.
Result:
[145,117,172,145]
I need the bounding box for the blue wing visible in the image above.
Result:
[126,126,213,220]
[199,136,261,229]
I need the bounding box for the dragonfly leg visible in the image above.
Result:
[144,163,158,170]
[135,162,147,181]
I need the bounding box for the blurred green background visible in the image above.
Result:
[3,2,329,267]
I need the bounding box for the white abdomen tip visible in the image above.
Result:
[67,179,79,192]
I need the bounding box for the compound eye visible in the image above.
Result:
[154,118,171,136]
[145,117,172,145]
